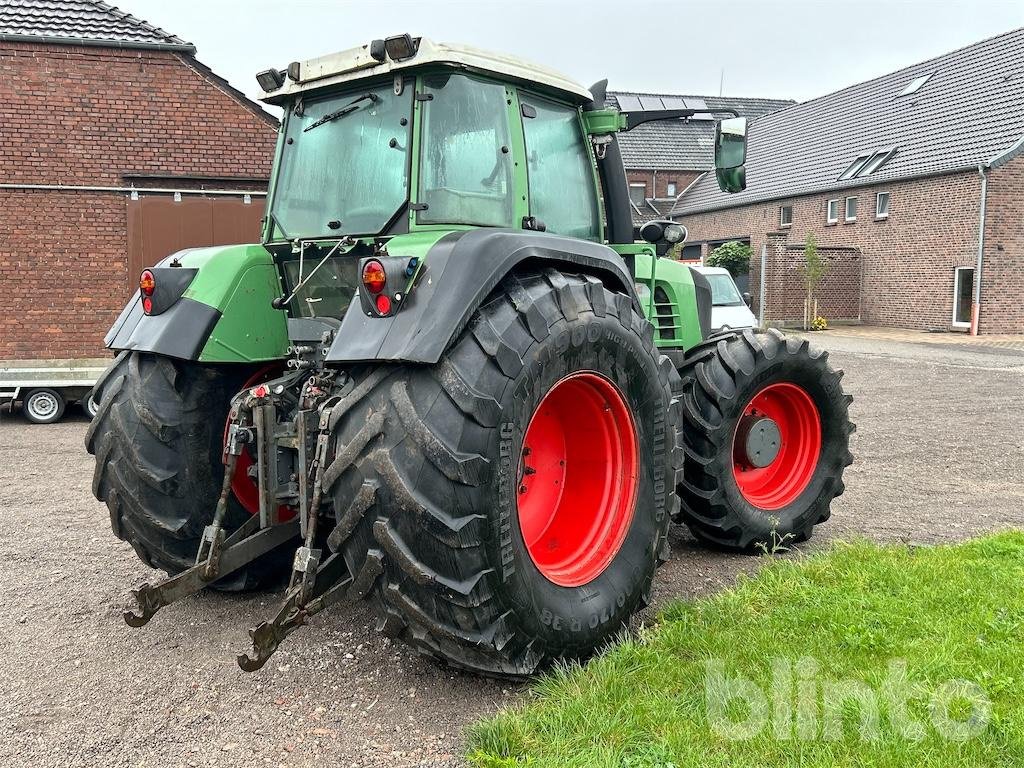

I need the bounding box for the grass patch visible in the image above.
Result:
[468,533,1024,767]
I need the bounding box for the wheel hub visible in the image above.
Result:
[732,382,822,510]
[29,393,58,419]
[736,415,781,468]
[517,372,639,587]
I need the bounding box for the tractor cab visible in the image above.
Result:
[255,35,747,329]
[259,36,602,246]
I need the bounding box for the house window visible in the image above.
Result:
[666,181,677,197]
[629,183,646,205]
[876,192,890,219]
[845,197,858,222]
[952,267,974,327]
[826,199,840,224]
[780,205,793,227]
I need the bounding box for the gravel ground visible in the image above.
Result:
[2,334,1022,767]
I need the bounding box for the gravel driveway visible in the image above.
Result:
[2,334,1022,767]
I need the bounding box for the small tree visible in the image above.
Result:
[801,233,827,329]
[706,240,752,278]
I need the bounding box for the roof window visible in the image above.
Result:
[838,146,897,181]
[899,73,932,97]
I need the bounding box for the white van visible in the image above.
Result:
[692,266,758,332]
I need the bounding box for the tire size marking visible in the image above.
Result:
[498,422,516,582]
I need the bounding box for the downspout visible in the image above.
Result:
[971,134,1024,335]
[971,164,987,336]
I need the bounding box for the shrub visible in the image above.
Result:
[706,241,752,277]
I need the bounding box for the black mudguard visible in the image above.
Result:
[326,228,640,364]
[103,251,218,361]
[105,295,220,361]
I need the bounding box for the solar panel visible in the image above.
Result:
[613,94,714,120]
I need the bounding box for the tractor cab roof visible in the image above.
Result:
[259,35,593,105]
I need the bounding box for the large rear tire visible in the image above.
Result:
[675,328,854,551]
[85,351,289,591]
[324,269,682,675]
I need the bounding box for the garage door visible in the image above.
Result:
[126,194,265,292]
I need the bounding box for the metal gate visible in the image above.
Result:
[126,194,265,290]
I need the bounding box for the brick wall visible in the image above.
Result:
[981,153,1024,334]
[0,190,126,359]
[0,41,278,360]
[626,169,702,200]
[750,234,862,325]
[680,171,991,332]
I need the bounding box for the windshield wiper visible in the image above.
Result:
[303,92,379,133]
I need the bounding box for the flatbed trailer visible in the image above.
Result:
[0,359,109,424]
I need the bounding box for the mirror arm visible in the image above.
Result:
[622,108,739,131]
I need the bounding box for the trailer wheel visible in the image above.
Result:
[675,328,854,551]
[23,388,66,424]
[85,351,290,591]
[84,391,100,419]
[324,269,682,676]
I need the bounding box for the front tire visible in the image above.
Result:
[675,328,854,551]
[85,352,288,590]
[324,269,682,675]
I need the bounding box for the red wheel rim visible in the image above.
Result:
[224,366,295,520]
[517,372,639,587]
[732,382,821,510]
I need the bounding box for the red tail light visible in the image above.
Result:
[140,270,156,315]
[361,260,386,294]
[140,270,156,296]
[375,294,392,315]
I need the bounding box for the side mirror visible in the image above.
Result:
[715,117,748,194]
[742,292,752,307]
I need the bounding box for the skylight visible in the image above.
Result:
[837,147,897,181]
[838,154,872,181]
[899,73,932,97]
[860,147,897,175]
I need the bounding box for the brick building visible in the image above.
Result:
[607,92,792,234]
[673,29,1024,334]
[0,0,278,360]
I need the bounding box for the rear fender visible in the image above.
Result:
[326,229,640,364]
[105,244,289,363]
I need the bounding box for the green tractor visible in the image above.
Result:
[87,35,853,676]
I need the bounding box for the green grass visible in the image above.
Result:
[468,532,1024,767]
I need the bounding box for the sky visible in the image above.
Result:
[122,0,1023,109]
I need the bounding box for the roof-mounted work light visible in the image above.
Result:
[255,68,285,93]
[384,34,418,62]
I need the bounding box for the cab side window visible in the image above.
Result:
[419,74,514,228]
[519,95,601,241]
